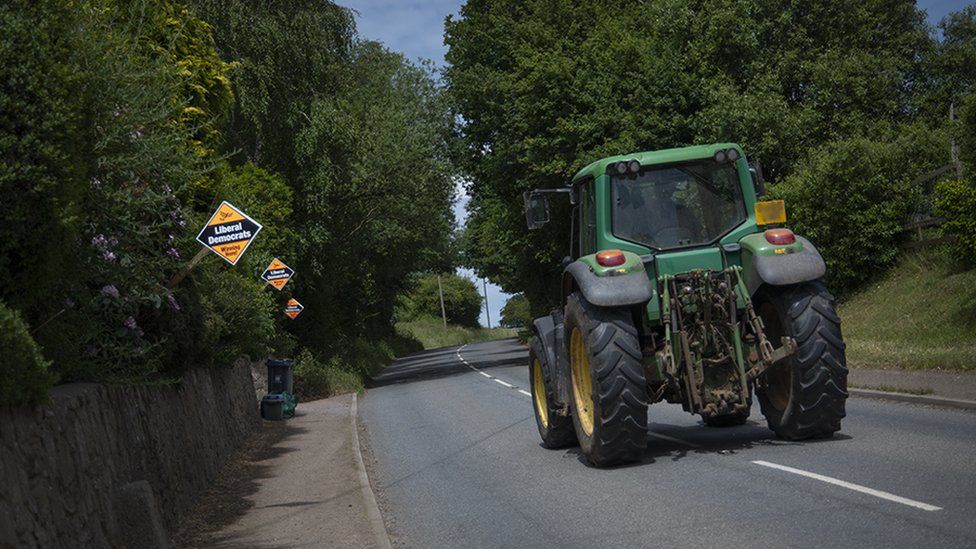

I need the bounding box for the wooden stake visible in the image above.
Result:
[167,247,210,289]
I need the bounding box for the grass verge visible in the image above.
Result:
[395,316,517,350]
[838,249,976,371]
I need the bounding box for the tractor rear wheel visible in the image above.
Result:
[755,281,848,440]
[564,293,647,467]
[529,336,577,448]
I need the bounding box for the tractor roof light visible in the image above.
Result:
[764,228,796,245]
[596,249,626,267]
[615,161,629,175]
[627,159,640,173]
[714,148,740,164]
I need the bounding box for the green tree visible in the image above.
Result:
[190,1,458,360]
[445,0,931,310]
[407,274,483,328]
[500,294,532,329]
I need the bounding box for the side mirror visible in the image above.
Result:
[749,160,766,197]
[523,191,550,230]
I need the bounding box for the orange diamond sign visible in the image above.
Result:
[284,298,304,319]
[261,258,294,290]
[196,201,263,265]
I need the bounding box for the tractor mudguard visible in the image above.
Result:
[562,252,654,308]
[740,233,826,294]
[532,312,570,408]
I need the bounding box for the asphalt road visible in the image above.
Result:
[360,338,976,548]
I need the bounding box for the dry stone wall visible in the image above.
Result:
[0,362,260,548]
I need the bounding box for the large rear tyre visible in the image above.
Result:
[564,293,647,467]
[529,336,577,448]
[755,281,848,440]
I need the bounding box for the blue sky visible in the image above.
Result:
[338,0,972,326]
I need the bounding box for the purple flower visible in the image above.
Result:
[100,285,120,299]
[166,247,180,259]
[102,250,117,262]
[166,293,181,312]
[63,298,75,308]
[123,316,144,337]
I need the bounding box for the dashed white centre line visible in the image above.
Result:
[457,344,531,398]
[752,460,942,512]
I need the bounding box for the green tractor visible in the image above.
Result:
[524,143,847,467]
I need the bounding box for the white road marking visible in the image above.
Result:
[456,344,531,398]
[752,460,942,512]
[648,431,700,448]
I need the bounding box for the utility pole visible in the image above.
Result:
[482,278,491,329]
[437,274,447,328]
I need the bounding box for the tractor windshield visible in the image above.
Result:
[611,161,746,250]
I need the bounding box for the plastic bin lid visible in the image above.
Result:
[266,358,295,367]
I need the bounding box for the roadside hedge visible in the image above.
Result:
[0,303,57,406]
[771,127,947,294]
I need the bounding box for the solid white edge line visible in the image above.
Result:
[479,371,491,378]
[350,394,393,548]
[752,460,942,512]
[518,389,531,397]
[494,379,514,388]
[647,431,700,448]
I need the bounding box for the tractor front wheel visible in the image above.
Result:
[755,281,848,440]
[564,293,647,467]
[529,336,577,448]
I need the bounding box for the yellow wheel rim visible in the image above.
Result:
[532,358,549,428]
[570,327,594,436]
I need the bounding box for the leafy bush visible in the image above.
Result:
[0,302,57,406]
[404,274,483,327]
[935,178,976,264]
[292,348,362,400]
[772,129,946,293]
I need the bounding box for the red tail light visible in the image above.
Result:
[764,228,796,245]
[596,249,626,267]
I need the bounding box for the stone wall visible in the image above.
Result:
[0,362,260,548]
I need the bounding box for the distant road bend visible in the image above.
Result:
[361,339,976,548]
